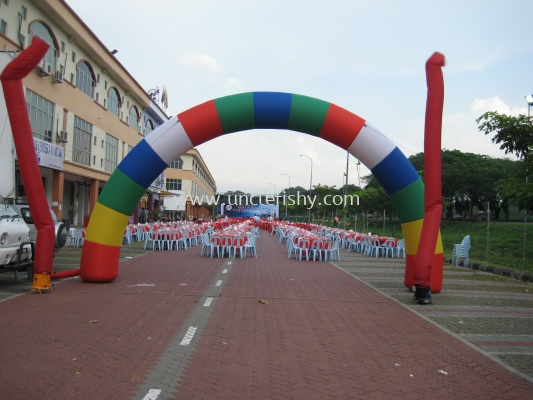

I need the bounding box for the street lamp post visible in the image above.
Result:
[282,173,290,219]
[343,151,349,229]
[269,182,277,196]
[354,159,362,231]
[524,94,533,270]
[300,155,313,223]
[269,182,277,218]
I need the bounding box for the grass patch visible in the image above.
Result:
[346,219,533,275]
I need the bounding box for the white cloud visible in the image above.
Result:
[225,78,242,87]
[442,111,517,160]
[179,53,219,71]
[471,97,527,117]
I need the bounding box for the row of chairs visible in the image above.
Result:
[69,228,85,247]
[286,236,341,261]
[142,226,213,251]
[347,236,405,258]
[200,233,258,258]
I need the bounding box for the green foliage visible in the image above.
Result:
[408,150,521,219]
[476,111,533,213]
[476,111,533,159]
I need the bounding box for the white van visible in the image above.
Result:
[13,205,67,256]
[0,202,32,268]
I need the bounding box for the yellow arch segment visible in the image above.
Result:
[85,202,130,247]
[401,218,443,255]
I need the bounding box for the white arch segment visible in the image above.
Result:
[347,123,397,170]
[145,116,194,164]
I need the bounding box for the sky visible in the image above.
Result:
[66,0,533,195]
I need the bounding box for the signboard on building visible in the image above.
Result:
[221,203,278,218]
[163,190,186,211]
[14,137,64,171]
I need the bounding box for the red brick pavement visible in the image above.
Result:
[0,231,532,399]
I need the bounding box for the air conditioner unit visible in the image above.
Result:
[57,131,68,143]
[38,62,52,77]
[52,71,64,83]
[34,57,45,70]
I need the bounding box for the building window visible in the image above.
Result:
[129,107,139,131]
[169,158,183,169]
[105,133,118,173]
[73,116,92,166]
[166,179,182,191]
[25,89,54,143]
[29,22,57,70]
[0,20,6,35]
[107,88,120,117]
[76,61,94,98]
[2,0,8,5]
[21,6,27,20]
[61,41,65,53]
[145,119,154,136]
[71,51,76,62]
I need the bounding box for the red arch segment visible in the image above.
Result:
[178,100,224,146]
[319,104,366,149]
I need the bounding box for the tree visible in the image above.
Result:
[358,174,394,218]
[477,111,533,212]
[409,150,520,219]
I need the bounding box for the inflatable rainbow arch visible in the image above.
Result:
[80,92,443,291]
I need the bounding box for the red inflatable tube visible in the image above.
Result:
[51,269,81,279]
[413,52,445,290]
[0,38,55,275]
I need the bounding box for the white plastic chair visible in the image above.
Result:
[365,237,382,257]
[452,235,470,267]
[210,236,221,258]
[72,229,85,247]
[199,234,209,256]
[296,238,311,261]
[287,236,298,259]
[329,239,341,261]
[395,239,406,258]
[233,236,246,259]
[123,228,133,245]
[244,235,257,257]
[381,238,397,258]
[311,240,325,261]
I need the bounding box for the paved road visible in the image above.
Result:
[0,230,532,399]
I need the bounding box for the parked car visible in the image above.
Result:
[0,202,32,268]
[12,204,67,256]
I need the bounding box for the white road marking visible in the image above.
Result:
[180,326,197,346]
[215,280,222,286]
[228,262,232,265]
[204,297,213,307]
[142,389,161,400]
[223,269,228,274]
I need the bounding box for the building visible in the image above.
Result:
[164,149,217,221]
[0,0,216,225]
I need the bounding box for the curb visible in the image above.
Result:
[444,257,533,283]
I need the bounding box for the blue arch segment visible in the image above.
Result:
[253,92,292,129]
[117,139,167,188]
[371,147,420,195]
